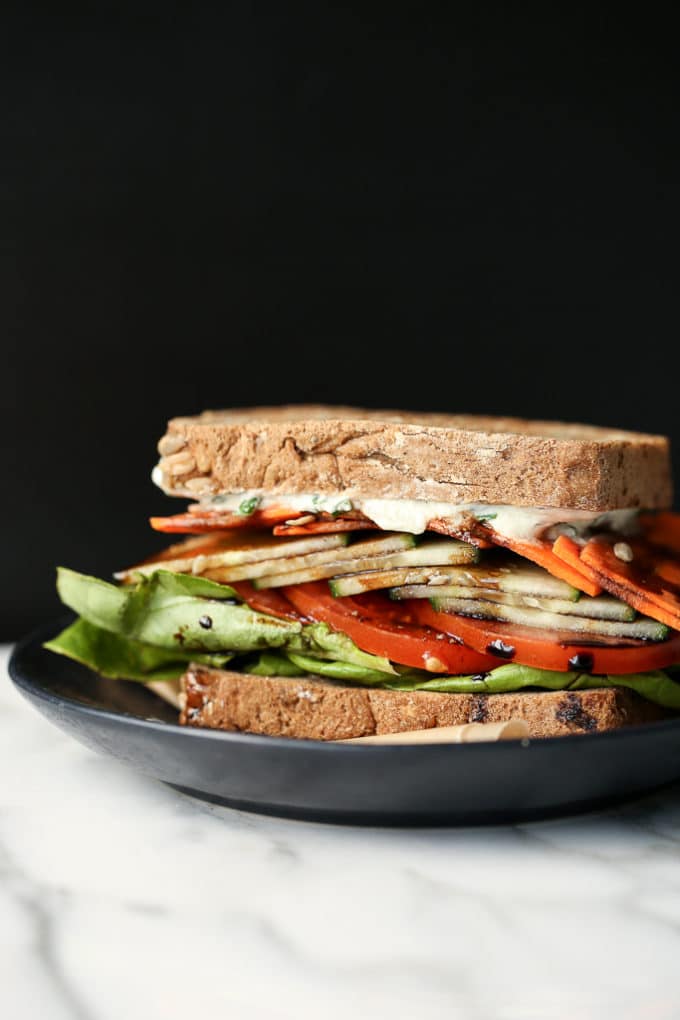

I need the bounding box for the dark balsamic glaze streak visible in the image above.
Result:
[567,652,595,672]
[486,640,516,659]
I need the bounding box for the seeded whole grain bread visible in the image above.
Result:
[155,405,672,511]
[179,666,668,740]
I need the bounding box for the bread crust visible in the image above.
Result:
[156,406,672,510]
[180,666,668,740]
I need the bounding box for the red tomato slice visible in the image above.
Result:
[282,583,497,673]
[230,581,304,622]
[411,601,680,674]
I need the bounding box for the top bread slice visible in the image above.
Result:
[155,405,672,511]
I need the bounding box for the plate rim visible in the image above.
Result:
[10,616,680,754]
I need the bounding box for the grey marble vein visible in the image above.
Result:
[0,837,93,1020]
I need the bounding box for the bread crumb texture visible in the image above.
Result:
[181,667,669,740]
[157,406,672,510]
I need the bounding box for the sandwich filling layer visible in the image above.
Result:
[47,499,680,721]
[150,481,639,542]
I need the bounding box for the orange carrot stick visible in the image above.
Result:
[580,539,680,630]
[150,507,303,533]
[552,535,605,591]
[485,531,602,596]
[640,512,680,554]
[656,560,680,586]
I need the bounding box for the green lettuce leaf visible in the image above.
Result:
[56,567,301,653]
[57,567,397,670]
[242,652,306,677]
[571,671,680,710]
[286,652,398,684]
[291,622,397,675]
[384,662,680,710]
[124,569,239,601]
[44,618,232,682]
[384,663,578,694]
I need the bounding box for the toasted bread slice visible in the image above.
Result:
[178,665,669,740]
[155,406,671,511]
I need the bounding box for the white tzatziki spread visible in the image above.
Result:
[150,469,638,541]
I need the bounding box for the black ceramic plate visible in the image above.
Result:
[10,618,680,826]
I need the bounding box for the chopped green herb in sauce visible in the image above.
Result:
[238,496,261,516]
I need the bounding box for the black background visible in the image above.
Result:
[3,8,679,639]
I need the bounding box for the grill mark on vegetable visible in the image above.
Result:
[555,693,598,731]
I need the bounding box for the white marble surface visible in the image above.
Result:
[4,643,680,1020]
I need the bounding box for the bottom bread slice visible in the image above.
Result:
[179,666,669,740]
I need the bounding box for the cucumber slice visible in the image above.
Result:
[503,592,635,621]
[117,530,350,581]
[330,559,476,597]
[255,538,476,589]
[205,532,415,583]
[389,584,636,621]
[389,562,579,600]
[430,596,668,640]
[330,569,441,597]
[391,539,478,566]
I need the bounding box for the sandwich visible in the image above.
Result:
[46,406,680,740]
